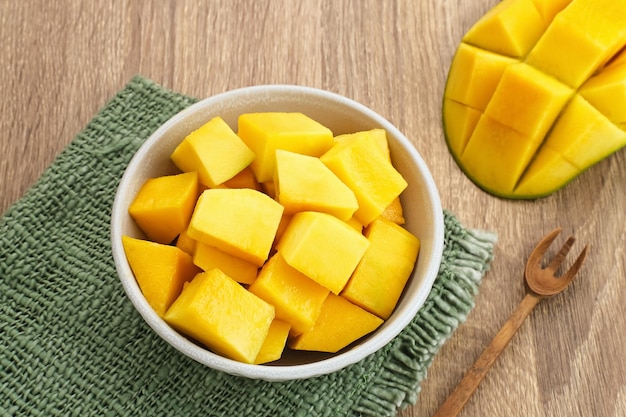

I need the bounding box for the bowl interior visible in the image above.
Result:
[111,85,444,381]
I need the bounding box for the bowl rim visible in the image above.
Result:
[111,84,444,381]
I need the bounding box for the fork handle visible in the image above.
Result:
[433,292,542,417]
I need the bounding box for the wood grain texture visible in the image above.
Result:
[1,1,625,416]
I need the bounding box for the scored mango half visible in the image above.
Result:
[443,0,626,199]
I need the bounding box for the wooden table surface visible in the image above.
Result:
[2,1,625,416]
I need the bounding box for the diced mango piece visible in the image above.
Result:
[563,0,626,53]
[525,21,603,89]
[274,150,358,221]
[335,128,406,224]
[237,112,334,183]
[277,211,370,294]
[193,243,258,285]
[484,62,573,139]
[336,128,393,154]
[320,131,407,225]
[514,95,626,196]
[175,227,196,255]
[379,197,405,225]
[288,293,383,353]
[537,95,626,170]
[460,115,539,194]
[580,63,626,124]
[366,128,390,157]
[248,253,329,336]
[445,43,519,111]
[254,320,291,364]
[128,171,198,244]
[122,236,199,317]
[164,269,275,364]
[223,166,262,191]
[341,218,420,319]
[273,214,292,246]
[442,98,482,156]
[526,0,626,88]
[462,0,546,58]
[188,188,284,266]
[512,148,579,197]
[335,128,390,157]
[171,116,255,187]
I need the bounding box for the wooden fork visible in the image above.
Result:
[433,228,589,417]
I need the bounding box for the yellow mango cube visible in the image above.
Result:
[484,62,572,139]
[526,21,604,89]
[580,63,626,124]
[288,293,383,353]
[175,227,196,255]
[442,98,482,156]
[341,218,420,319]
[274,150,358,221]
[562,0,626,53]
[320,131,407,225]
[254,320,291,364]
[462,0,546,58]
[276,211,369,294]
[526,0,626,88]
[364,128,390,156]
[272,213,292,248]
[188,188,284,266]
[444,43,519,111]
[164,269,275,364]
[379,197,405,225]
[171,116,255,187]
[537,95,626,170]
[223,166,262,191]
[237,112,334,183]
[514,95,626,196]
[335,128,389,156]
[193,243,258,285]
[248,253,329,336]
[460,115,540,194]
[122,236,200,317]
[334,128,407,224]
[513,148,579,197]
[128,171,198,244]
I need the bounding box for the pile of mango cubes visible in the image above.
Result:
[123,112,420,364]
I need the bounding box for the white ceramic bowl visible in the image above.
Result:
[111,85,444,381]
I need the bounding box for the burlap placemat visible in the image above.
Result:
[0,76,496,417]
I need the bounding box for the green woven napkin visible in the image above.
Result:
[0,76,496,417]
